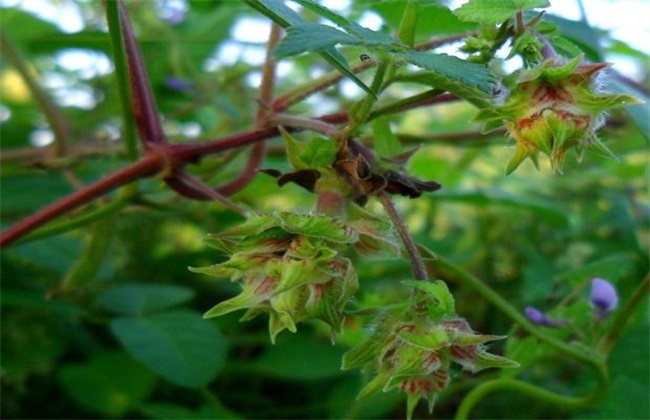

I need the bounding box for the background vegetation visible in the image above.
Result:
[1,0,648,419]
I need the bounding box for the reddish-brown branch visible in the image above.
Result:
[0,125,292,247]
[0,154,163,247]
[164,168,248,213]
[0,88,460,248]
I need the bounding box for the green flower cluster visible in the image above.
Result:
[343,281,518,419]
[191,211,395,343]
[477,55,639,174]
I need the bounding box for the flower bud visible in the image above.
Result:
[590,277,618,321]
[524,306,568,327]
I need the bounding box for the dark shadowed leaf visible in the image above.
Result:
[249,333,348,380]
[59,352,156,418]
[110,310,227,388]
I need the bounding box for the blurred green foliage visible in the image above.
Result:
[1,1,648,419]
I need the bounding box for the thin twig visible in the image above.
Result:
[216,24,282,196]
[165,169,249,215]
[270,33,472,113]
[377,192,428,281]
[269,113,340,137]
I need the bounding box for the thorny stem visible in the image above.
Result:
[118,0,165,146]
[0,88,470,248]
[0,6,482,247]
[1,31,72,156]
[15,191,135,245]
[0,154,163,247]
[378,192,428,281]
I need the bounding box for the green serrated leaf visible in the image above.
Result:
[454,0,550,25]
[244,0,373,96]
[300,137,339,168]
[321,48,374,97]
[293,0,398,47]
[292,0,352,28]
[402,51,494,96]
[274,24,360,58]
[243,0,303,26]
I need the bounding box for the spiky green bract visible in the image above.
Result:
[476,55,641,174]
[191,212,396,343]
[342,281,518,419]
[190,212,355,343]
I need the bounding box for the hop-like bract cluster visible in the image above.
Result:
[477,55,640,174]
[191,212,395,343]
[342,281,518,419]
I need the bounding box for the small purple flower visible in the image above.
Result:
[524,306,568,328]
[525,307,547,325]
[590,278,618,320]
